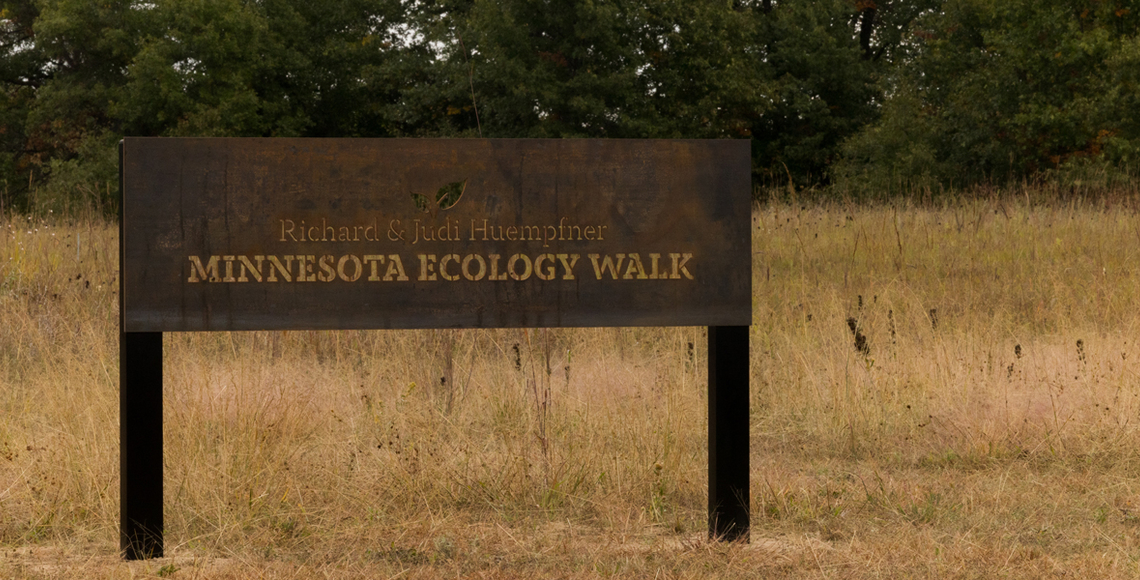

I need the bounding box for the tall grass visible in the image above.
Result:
[754,197,1140,461]
[6,194,1140,577]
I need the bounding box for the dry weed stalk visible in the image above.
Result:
[6,196,1140,577]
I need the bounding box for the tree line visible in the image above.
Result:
[2,0,1138,213]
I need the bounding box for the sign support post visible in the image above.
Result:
[708,325,750,541]
[119,331,164,559]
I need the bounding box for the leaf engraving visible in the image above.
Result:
[410,179,467,217]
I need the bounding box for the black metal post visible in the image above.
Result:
[120,331,164,559]
[708,325,750,541]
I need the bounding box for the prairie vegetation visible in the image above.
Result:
[5,194,1140,578]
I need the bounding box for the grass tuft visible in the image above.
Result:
[6,195,1140,577]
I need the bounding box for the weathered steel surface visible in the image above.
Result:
[121,138,750,331]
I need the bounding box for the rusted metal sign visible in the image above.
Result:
[121,138,750,331]
[118,138,754,557]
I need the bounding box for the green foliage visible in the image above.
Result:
[468,0,650,137]
[419,0,921,187]
[1,0,411,213]
[17,0,1088,211]
[116,0,410,139]
[641,0,769,141]
[403,0,658,138]
[1,0,46,209]
[837,0,1140,194]
[36,130,119,214]
[748,0,881,186]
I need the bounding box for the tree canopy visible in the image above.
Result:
[836,0,1140,191]
[2,0,1138,212]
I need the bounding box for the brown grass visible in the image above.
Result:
[5,197,1140,578]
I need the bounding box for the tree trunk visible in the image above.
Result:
[859,7,877,60]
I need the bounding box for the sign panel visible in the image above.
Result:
[121,138,750,331]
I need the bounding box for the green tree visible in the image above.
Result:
[1,0,139,210]
[837,0,1140,191]
[1,0,412,211]
[0,0,41,209]
[117,0,409,139]
[410,0,924,188]
[2,0,940,211]
[639,0,767,140]
[406,0,657,138]
[748,0,882,186]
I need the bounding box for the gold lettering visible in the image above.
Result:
[439,254,461,281]
[385,254,409,281]
[507,254,532,280]
[462,254,486,281]
[412,219,435,244]
[187,255,220,282]
[670,252,694,280]
[298,255,317,282]
[280,220,297,242]
[437,219,457,241]
[534,254,556,281]
[418,254,438,281]
[337,255,363,282]
[388,220,404,242]
[323,219,335,241]
[338,226,350,241]
[267,255,293,282]
[462,218,608,244]
[470,219,487,241]
[237,255,264,282]
[588,254,625,279]
[648,253,661,279]
[488,254,509,280]
[521,225,540,242]
[622,253,648,280]
[222,256,237,282]
[556,254,579,280]
[317,255,336,282]
[188,250,677,285]
[364,255,387,281]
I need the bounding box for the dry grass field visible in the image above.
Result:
[5,194,1140,578]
